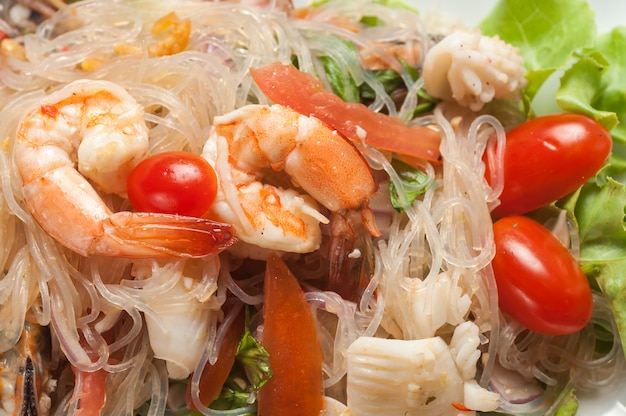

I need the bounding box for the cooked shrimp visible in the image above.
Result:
[0,322,54,416]
[202,104,379,254]
[14,79,236,258]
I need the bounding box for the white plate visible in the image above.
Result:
[291,0,626,414]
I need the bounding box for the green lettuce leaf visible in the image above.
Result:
[574,179,626,264]
[479,0,596,105]
[554,51,617,130]
[558,168,626,351]
[389,159,432,212]
[557,28,626,144]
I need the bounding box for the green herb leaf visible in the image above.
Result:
[236,327,272,390]
[389,159,432,212]
[311,0,417,13]
[319,48,361,103]
[359,69,404,101]
[210,370,257,414]
[360,15,380,27]
[554,388,579,416]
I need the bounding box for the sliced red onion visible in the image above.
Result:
[543,208,580,259]
[367,180,396,237]
[490,362,544,404]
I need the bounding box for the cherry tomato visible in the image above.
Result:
[127,151,218,217]
[257,253,324,416]
[486,113,612,218]
[492,215,593,336]
[251,62,442,163]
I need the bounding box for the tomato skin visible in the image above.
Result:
[186,308,244,410]
[127,151,218,217]
[492,215,593,336]
[71,366,108,416]
[250,62,442,163]
[487,114,612,218]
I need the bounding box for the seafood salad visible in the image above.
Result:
[0,0,625,415]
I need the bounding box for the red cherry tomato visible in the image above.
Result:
[492,215,593,336]
[127,151,218,217]
[486,113,612,218]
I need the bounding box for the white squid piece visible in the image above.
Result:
[133,259,221,380]
[422,29,527,111]
[346,321,500,416]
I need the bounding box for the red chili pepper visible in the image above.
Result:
[452,402,473,412]
[257,252,324,416]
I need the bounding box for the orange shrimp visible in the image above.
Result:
[14,79,235,258]
[202,104,380,254]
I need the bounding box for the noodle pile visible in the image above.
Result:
[0,0,623,415]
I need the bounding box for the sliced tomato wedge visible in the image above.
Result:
[185,307,245,410]
[250,62,442,163]
[71,366,108,416]
[257,253,324,416]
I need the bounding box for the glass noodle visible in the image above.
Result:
[0,0,623,415]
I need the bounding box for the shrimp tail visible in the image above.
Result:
[7,322,53,416]
[98,212,237,258]
[19,357,39,416]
